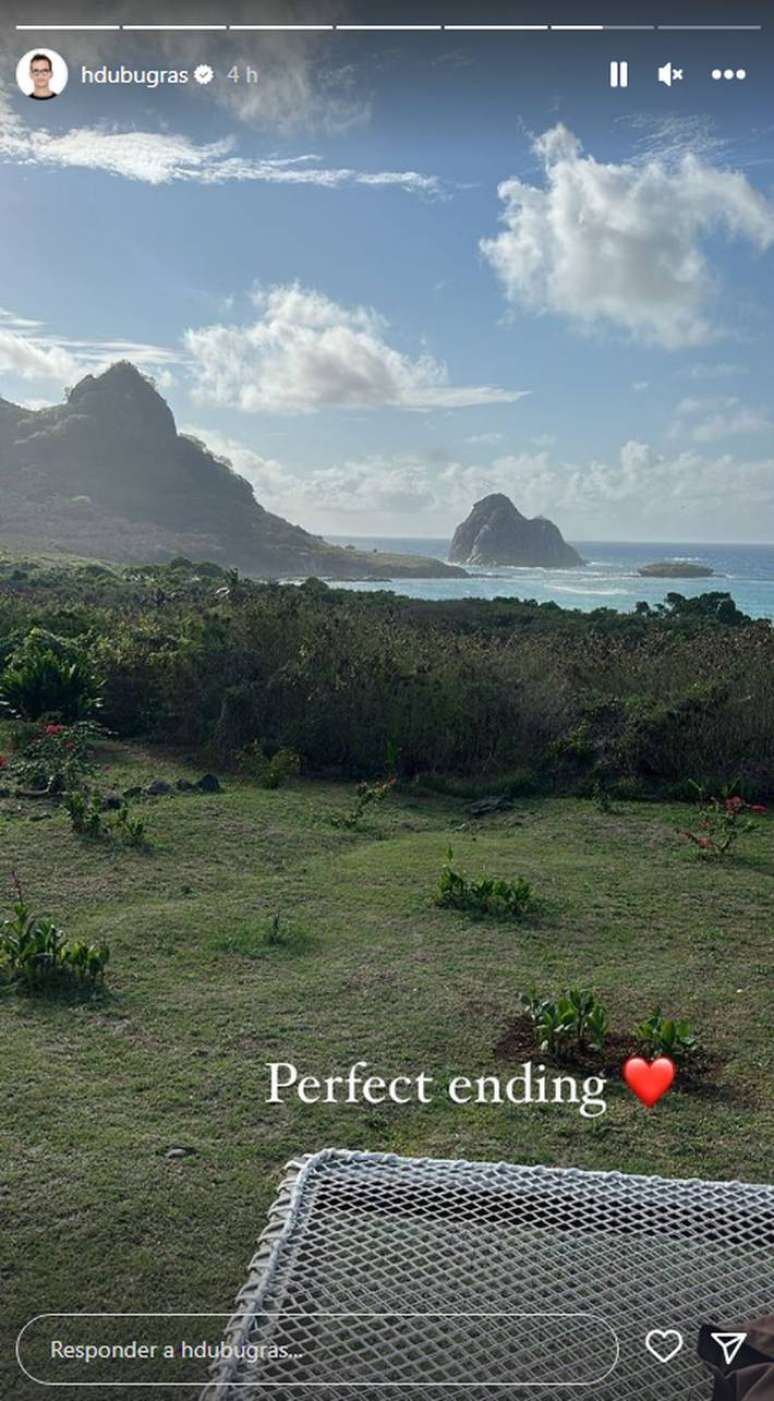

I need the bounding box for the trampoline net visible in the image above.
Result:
[203,1149,774,1400]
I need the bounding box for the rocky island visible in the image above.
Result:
[0,362,466,582]
[449,493,583,568]
[638,562,715,578]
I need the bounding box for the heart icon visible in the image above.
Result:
[645,1329,684,1364]
[623,1056,676,1107]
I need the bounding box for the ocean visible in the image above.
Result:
[325,537,774,620]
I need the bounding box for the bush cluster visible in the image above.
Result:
[521,988,699,1062]
[0,891,109,992]
[434,847,534,920]
[1,562,772,794]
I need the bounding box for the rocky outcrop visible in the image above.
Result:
[0,363,465,580]
[638,562,714,578]
[449,494,583,568]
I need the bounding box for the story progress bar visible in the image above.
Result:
[14,21,766,31]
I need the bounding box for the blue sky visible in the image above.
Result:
[1,12,773,542]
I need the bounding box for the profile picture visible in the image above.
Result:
[16,48,69,100]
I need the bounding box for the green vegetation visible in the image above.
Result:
[433,846,534,919]
[11,720,102,794]
[0,551,771,796]
[0,883,109,992]
[331,777,396,830]
[679,784,768,857]
[1,740,772,1382]
[1,550,772,1390]
[237,742,302,789]
[63,788,147,847]
[521,987,610,1055]
[0,627,102,721]
[636,1010,699,1063]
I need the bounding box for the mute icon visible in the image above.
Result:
[658,61,684,86]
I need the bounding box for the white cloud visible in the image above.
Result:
[686,361,747,381]
[670,394,771,443]
[0,307,177,388]
[481,124,774,348]
[0,307,43,329]
[431,440,774,540]
[0,327,80,383]
[457,440,774,539]
[184,283,527,413]
[17,396,57,411]
[467,431,503,445]
[0,85,440,193]
[301,457,438,515]
[175,423,774,542]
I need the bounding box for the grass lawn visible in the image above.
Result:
[2,743,773,1395]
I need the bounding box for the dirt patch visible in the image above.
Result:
[493,1014,723,1095]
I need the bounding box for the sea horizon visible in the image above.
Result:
[325,536,774,620]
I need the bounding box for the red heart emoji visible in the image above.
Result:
[623,1056,676,1107]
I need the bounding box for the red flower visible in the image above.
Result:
[45,723,65,735]
[0,755,5,768]
[724,795,744,812]
[750,804,767,814]
[697,836,714,849]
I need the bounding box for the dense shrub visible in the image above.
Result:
[2,562,773,794]
[0,629,102,721]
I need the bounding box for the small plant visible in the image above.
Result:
[0,875,109,992]
[64,788,105,838]
[520,992,574,1056]
[212,913,310,957]
[263,748,301,790]
[237,742,301,789]
[57,939,110,982]
[585,1002,609,1050]
[111,802,146,848]
[266,912,285,945]
[679,782,767,858]
[592,780,613,814]
[332,777,396,830]
[434,847,534,920]
[636,1009,697,1062]
[521,986,609,1056]
[64,790,147,847]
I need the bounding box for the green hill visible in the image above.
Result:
[0,362,464,581]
